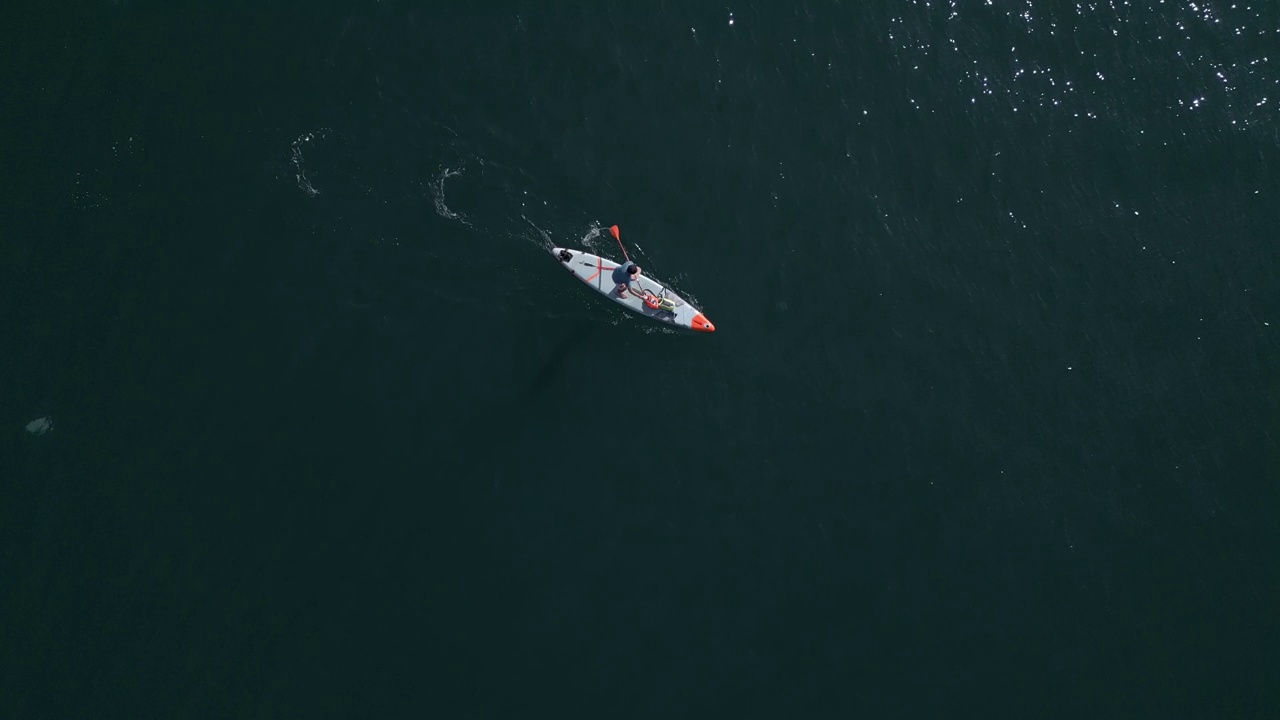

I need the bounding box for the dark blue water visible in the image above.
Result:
[5,2,1278,717]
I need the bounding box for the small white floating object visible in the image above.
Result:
[26,417,52,435]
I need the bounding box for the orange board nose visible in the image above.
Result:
[691,313,715,333]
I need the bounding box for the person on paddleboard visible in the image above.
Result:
[612,260,641,296]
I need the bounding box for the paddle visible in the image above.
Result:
[609,224,630,262]
[610,224,663,303]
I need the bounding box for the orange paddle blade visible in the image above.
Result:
[609,225,620,241]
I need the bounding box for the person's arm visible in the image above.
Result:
[631,284,660,304]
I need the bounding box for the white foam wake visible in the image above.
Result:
[290,129,329,197]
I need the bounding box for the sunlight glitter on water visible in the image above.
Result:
[886,0,1277,134]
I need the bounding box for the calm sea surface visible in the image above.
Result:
[4,2,1278,717]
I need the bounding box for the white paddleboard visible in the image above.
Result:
[552,247,715,333]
